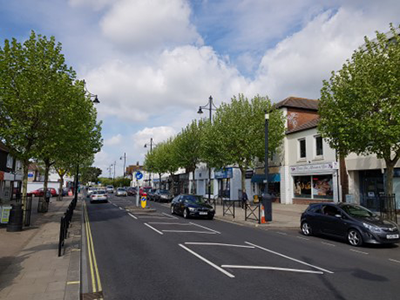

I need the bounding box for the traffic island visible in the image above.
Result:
[125,206,157,214]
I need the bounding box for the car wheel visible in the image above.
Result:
[301,222,312,236]
[183,209,189,219]
[171,205,175,214]
[347,229,363,247]
[208,215,214,220]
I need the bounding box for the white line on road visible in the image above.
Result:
[276,232,288,236]
[147,222,192,225]
[179,244,235,278]
[350,249,368,255]
[389,258,400,264]
[296,236,309,241]
[321,242,336,247]
[245,241,334,274]
[144,223,164,235]
[162,230,217,234]
[118,207,123,210]
[221,265,324,275]
[190,222,221,234]
[128,213,137,220]
[184,242,255,249]
[162,212,178,219]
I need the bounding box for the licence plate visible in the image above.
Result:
[199,212,208,215]
[386,234,399,239]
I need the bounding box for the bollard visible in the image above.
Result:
[7,203,24,232]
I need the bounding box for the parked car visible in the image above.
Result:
[116,187,127,197]
[171,194,215,220]
[90,190,108,203]
[27,187,58,197]
[106,185,114,193]
[127,187,136,196]
[154,190,174,202]
[147,189,158,201]
[300,202,400,246]
[87,187,98,197]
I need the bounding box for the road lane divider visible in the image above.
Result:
[189,222,221,234]
[162,230,216,234]
[144,223,164,235]
[221,265,324,275]
[83,202,104,298]
[179,244,235,278]
[349,249,368,255]
[128,213,138,220]
[184,242,255,249]
[245,241,334,274]
[389,258,400,264]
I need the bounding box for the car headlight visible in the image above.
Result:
[188,207,196,212]
[363,222,383,233]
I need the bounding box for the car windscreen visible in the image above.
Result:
[341,204,374,218]
[160,190,169,194]
[96,191,106,195]
[183,195,205,205]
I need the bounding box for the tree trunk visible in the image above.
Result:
[21,159,29,224]
[339,154,349,201]
[44,161,50,196]
[384,158,397,222]
[159,173,162,189]
[58,173,64,201]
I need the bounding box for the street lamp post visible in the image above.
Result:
[74,84,100,202]
[144,138,156,187]
[263,112,272,222]
[120,152,126,177]
[197,95,218,203]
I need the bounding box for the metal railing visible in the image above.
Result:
[245,202,261,224]
[223,200,240,218]
[379,194,397,223]
[58,197,77,257]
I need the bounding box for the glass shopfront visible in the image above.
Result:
[294,174,333,200]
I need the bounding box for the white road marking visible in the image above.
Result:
[179,244,235,278]
[389,258,400,264]
[134,216,174,219]
[221,265,324,275]
[162,212,178,219]
[350,249,368,255]
[321,242,336,247]
[128,213,137,220]
[119,207,123,210]
[147,222,192,225]
[296,236,309,241]
[245,241,334,274]
[144,223,163,235]
[190,222,221,234]
[184,242,255,249]
[276,232,287,236]
[162,230,217,234]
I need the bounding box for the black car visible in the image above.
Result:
[147,189,158,201]
[154,190,174,202]
[171,194,215,220]
[301,202,399,246]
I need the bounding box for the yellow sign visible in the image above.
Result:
[0,206,12,224]
[141,196,147,208]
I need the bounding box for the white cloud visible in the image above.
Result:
[100,0,202,51]
[68,0,113,11]
[104,134,123,146]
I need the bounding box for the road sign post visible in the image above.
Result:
[135,171,143,207]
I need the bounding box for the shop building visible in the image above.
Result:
[0,142,23,203]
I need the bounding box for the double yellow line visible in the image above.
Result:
[83,201,103,298]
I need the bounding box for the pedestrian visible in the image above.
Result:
[242,190,248,209]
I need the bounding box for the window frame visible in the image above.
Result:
[298,138,306,160]
[314,135,323,158]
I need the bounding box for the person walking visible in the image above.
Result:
[242,190,248,209]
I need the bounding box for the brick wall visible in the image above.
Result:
[287,108,319,131]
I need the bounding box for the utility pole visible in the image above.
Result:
[120,153,126,177]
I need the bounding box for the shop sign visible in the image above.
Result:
[245,170,253,179]
[290,162,338,174]
[214,167,233,179]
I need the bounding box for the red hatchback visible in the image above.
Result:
[28,188,58,197]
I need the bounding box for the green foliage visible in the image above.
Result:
[98,177,130,187]
[319,24,400,194]
[80,166,102,184]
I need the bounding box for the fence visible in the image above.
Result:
[245,202,261,223]
[58,197,78,257]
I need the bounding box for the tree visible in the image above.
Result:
[201,94,285,193]
[80,166,102,184]
[319,25,400,210]
[0,31,77,213]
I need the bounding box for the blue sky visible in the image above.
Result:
[0,0,398,177]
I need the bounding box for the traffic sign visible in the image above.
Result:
[141,196,147,208]
[135,171,143,180]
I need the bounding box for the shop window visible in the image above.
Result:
[315,136,323,157]
[299,139,306,159]
[294,176,311,198]
[312,175,333,200]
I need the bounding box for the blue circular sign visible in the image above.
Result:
[135,171,143,180]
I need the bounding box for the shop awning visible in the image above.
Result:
[251,173,280,183]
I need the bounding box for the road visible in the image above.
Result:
[82,194,400,300]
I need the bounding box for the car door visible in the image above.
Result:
[321,205,347,237]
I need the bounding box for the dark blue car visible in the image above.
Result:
[171,194,215,220]
[300,203,399,246]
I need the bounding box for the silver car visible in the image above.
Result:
[116,188,127,197]
[90,190,108,203]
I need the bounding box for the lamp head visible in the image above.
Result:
[197,106,203,114]
[92,96,100,104]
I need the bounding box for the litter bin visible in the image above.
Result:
[262,192,273,222]
[7,203,23,232]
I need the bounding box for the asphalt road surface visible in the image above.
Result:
[83,194,400,300]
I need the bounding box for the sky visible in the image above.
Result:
[0,0,399,178]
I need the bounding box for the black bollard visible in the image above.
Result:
[7,203,24,232]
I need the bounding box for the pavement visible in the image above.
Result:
[0,196,82,300]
